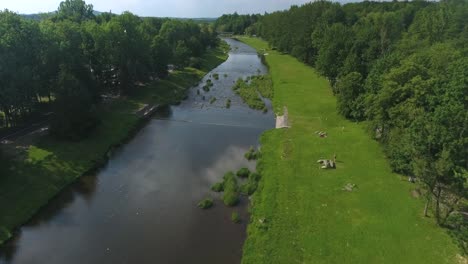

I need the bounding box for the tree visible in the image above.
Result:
[151,36,171,78]
[50,67,99,140]
[336,72,364,120]
[56,0,95,23]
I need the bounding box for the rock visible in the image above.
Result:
[342,183,357,192]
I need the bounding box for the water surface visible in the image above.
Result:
[0,38,274,264]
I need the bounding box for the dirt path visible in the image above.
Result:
[275,106,290,128]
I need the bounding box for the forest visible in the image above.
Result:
[0,0,218,139]
[215,0,467,253]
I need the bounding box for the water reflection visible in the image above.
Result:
[0,38,274,264]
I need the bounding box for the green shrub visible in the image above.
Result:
[249,172,261,182]
[236,167,250,178]
[224,73,228,78]
[231,211,241,223]
[202,85,210,92]
[213,73,219,80]
[206,79,214,87]
[240,181,258,195]
[240,171,261,196]
[223,190,239,206]
[244,146,259,160]
[226,99,231,108]
[211,182,224,192]
[210,97,217,104]
[197,198,214,209]
[222,172,239,206]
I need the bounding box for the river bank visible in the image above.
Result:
[238,37,461,263]
[0,42,229,245]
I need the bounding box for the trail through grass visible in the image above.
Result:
[239,37,460,264]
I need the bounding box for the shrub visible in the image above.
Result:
[226,99,231,108]
[202,85,210,92]
[223,191,239,206]
[236,167,250,178]
[222,172,239,206]
[210,97,217,104]
[213,73,219,80]
[240,181,258,195]
[250,172,261,182]
[197,89,200,95]
[211,182,224,192]
[197,198,213,209]
[244,146,259,160]
[231,212,241,223]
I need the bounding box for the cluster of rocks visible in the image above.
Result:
[317,159,336,169]
[342,183,357,192]
[315,131,328,138]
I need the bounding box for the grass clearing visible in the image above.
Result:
[0,43,229,245]
[239,37,460,263]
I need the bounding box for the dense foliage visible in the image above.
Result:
[214,13,260,35]
[0,0,218,139]
[219,0,467,252]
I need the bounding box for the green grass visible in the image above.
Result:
[251,75,273,99]
[0,43,229,245]
[232,78,266,110]
[239,37,461,263]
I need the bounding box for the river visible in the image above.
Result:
[0,38,274,264]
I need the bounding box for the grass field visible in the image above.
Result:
[0,42,229,245]
[238,37,461,264]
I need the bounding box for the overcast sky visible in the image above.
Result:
[1,0,356,17]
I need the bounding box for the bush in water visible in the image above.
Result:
[231,211,241,223]
[236,167,250,178]
[198,198,214,209]
[211,182,224,192]
[240,181,258,195]
[222,172,239,206]
[244,146,259,160]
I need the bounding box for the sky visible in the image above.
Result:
[0,0,355,18]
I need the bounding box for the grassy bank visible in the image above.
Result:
[0,42,229,245]
[239,37,460,263]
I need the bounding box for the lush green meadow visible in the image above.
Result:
[239,37,460,263]
[0,43,229,245]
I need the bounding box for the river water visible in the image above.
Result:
[0,39,274,264]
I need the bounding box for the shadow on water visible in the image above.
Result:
[0,38,274,264]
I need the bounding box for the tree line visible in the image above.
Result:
[217,0,467,252]
[0,0,218,139]
[214,13,260,35]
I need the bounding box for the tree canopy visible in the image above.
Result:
[0,0,219,139]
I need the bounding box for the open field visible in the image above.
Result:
[239,37,461,264]
[0,42,229,245]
